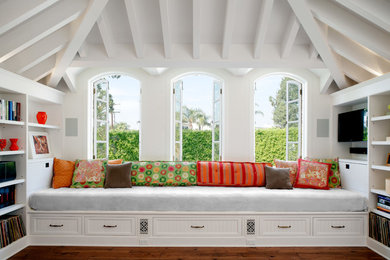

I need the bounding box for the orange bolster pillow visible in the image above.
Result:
[196,161,271,187]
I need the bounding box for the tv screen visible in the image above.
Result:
[338,109,367,142]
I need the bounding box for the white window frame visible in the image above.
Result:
[93,78,110,159]
[285,80,302,160]
[172,76,223,161]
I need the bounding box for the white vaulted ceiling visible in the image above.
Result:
[0,0,389,93]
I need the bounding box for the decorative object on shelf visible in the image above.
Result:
[386,179,390,194]
[386,137,390,142]
[36,111,47,124]
[0,161,16,182]
[387,153,390,166]
[29,131,52,159]
[0,139,6,151]
[387,104,390,115]
[9,138,18,151]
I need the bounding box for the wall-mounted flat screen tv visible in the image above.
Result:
[338,109,367,142]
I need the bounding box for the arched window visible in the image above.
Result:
[92,74,140,160]
[254,75,302,162]
[173,74,222,161]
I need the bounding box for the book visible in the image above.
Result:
[0,215,26,248]
[16,102,21,121]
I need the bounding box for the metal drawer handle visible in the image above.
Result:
[103,225,118,228]
[190,225,205,229]
[49,224,63,228]
[331,225,345,229]
[277,225,291,229]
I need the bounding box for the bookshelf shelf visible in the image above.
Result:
[372,165,390,172]
[0,150,25,156]
[28,122,60,129]
[371,141,390,145]
[372,209,390,219]
[371,115,390,121]
[0,204,25,217]
[0,120,24,126]
[0,179,25,189]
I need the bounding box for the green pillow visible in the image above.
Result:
[131,161,197,186]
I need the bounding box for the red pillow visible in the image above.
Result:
[294,159,331,190]
[197,161,271,187]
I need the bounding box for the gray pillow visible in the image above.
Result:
[265,165,293,189]
[104,162,132,188]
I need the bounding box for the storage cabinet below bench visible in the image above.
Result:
[28,212,367,247]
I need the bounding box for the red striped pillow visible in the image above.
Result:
[196,161,271,187]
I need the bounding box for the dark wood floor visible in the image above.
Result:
[9,246,385,260]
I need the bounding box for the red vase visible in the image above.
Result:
[36,111,47,124]
[9,138,18,151]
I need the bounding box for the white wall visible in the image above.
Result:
[62,67,333,161]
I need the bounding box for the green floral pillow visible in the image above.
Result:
[70,160,107,188]
[306,158,341,188]
[131,161,197,186]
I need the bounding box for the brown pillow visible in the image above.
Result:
[104,162,132,188]
[265,166,293,189]
[52,158,75,189]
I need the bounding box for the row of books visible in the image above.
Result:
[0,186,15,209]
[0,100,21,121]
[0,215,26,248]
[377,195,390,214]
[369,212,390,247]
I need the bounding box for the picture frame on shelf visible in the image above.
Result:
[387,153,390,166]
[29,131,52,159]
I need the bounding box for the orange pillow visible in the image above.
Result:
[108,159,123,165]
[294,159,331,190]
[274,159,298,186]
[197,161,271,186]
[52,158,75,189]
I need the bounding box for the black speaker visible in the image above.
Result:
[0,161,16,182]
[349,147,367,154]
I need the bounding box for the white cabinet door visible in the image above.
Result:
[339,159,368,197]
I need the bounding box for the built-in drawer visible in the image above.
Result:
[313,217,364,236]
[30,215,82,235]
[259,217,310,236]
[85,216,136,236]
[152,217,242,237]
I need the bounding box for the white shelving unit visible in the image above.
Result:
[371,141,390,145]
[371,165,390,171]
[371,188,390,197]
[0,68,64,259]
[371,115,390,122]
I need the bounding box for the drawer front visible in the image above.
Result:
[85,216,136,236]
[313,217,364,236]
[153,217,242,237]
[31,216,82,235]
[259,217,310,236]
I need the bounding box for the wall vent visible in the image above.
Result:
[140,219,148,235]
[246,219,255,235]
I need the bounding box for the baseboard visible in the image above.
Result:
[367,237,390,259]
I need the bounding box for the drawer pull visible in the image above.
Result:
[190,225,205,229]
[49,224,63,228]
[277,225,291,229]
[103,225,118,228]
[331,225,345,229]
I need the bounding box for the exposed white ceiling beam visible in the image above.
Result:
[287,0,349,90]
[22,55,56,81]
[336,53,376,83]
[159,0,172,58]
[281,14,300,59]
[78,44,88,58]
[328,27,390,76]
[254,0,273,59]
[309,44,318,59]
[0,0,59,35]
[192,0,200,59]
[0,0,86,63]
[97,10,116,58]
[334,0,390,33]
[48,0,109,88]
[222,0,236,59]
[71,43,326,69]
[1,26,69,74]
[310,0,390,60]
[63,70,77,92]
[124,0,143,58]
